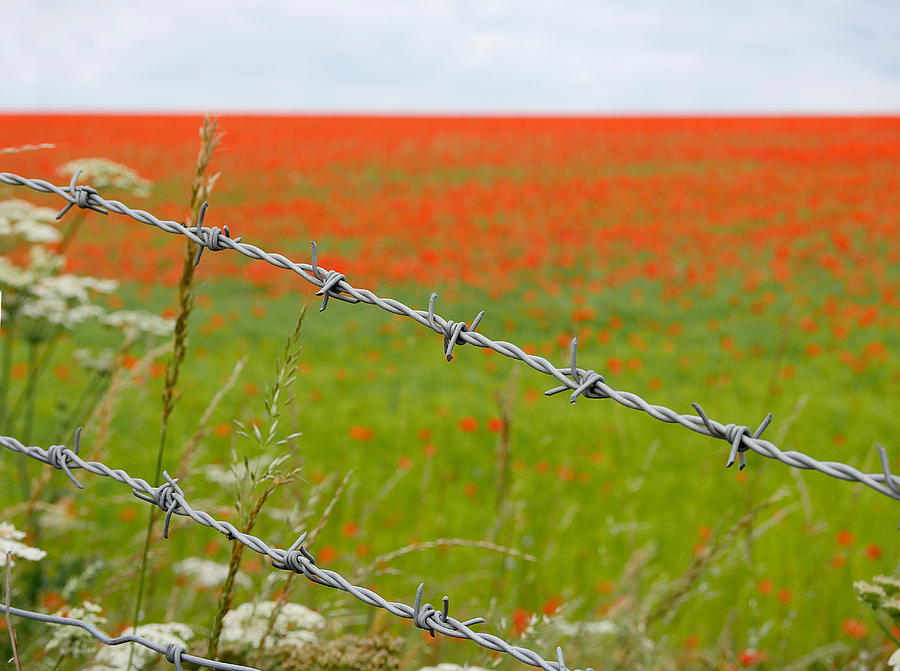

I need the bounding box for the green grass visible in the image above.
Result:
[3,264,897,669]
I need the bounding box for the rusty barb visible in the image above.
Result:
[2,172,895,505]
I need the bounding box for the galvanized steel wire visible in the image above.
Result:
[0,602,259,671]
[0,433,587,671]
[1,171,897,503]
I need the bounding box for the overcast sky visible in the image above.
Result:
[2,0,898,113]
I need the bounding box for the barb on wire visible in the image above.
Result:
[310,241,357,312]
[0,603,259,671]
[0,434,591,671]
[55,169,107,219]
[428,292,484,361]
[1,172,898,504]
[193,202,242,267]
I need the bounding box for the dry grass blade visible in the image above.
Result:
[0,143,55,155]
[4,552,22,671]
[353,538,537,582]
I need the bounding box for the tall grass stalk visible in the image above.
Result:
[0,321,16,431]
[206,306,306,660]
[128,114,220,670]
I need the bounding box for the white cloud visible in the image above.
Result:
[1,0,897,112]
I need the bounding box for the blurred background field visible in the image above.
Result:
[1,114,898,669]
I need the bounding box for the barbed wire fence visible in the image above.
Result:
[0,433,580,671]
[0,603,259,671]
[2,171,898,502]
[0,171,898,671]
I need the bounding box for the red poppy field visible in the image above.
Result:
[1,115,898,669]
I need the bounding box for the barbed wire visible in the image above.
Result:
[0,432,590,671]
[1,171,897,505]
[0,602,259,671]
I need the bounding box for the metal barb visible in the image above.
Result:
[557,646,568,671]
[309,241,353,311]
[192,202,210,266]
[442,310,485,362]
[55,169,107,219]
[192,204,243,267]
[877,445,900,496]
[692,404,773,471]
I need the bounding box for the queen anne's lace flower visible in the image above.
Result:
[172,558,250,589]
[889,648,900,671]
[59,158,152,198]
[102,310,174,337]
[874,575,900,596]
[854,580,887,608]
[74,348,116,375]
[44,601,106,657]
[220,601,325,652]
[0,522,47,566]
[86,622,193,671]
[0,199,61,247]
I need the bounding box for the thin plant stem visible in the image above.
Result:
[55,211,85,255]
[0,319,16,431]
[5,553,22,671]
[10,331,62,438]
[207,476,292,660]
[127,114,220,671]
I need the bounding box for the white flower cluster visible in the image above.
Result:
[85,622,193,671]
[0,199,61,247]
[44,601,106,658]
[172,558,250,590]
[19,275,117,330]
[854,580,888,608]
[889,649,900,671]
[220,601,325,652]
[0,521,47,566]
[102,310,174,338]
[74,348,116,375]
[60,158,152,198]
[550,618,618,637]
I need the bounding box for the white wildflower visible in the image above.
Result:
[27,245,64,274]
[874,575,900,596]
[13,219,60,244]
[0,521,47,566]
[889,649,900,671]
[74,348,116,375]
[0,199,57,223]
[551,618,618,637]
[220,601,324,652]
[883,598,900,620]
[102,310,173,338]
[418,665,492,671]
[855,580,887,608]
[20,294,104,329]
[0,199,60,249]
[172,558,250,590]
[44,601,106,657]
[87,622,192,671]
[60,158,152,198]
[0,257,32,289]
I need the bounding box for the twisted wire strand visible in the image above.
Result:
[2,172,896,503]
[0,434,591,671]
[0,603,259,671]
